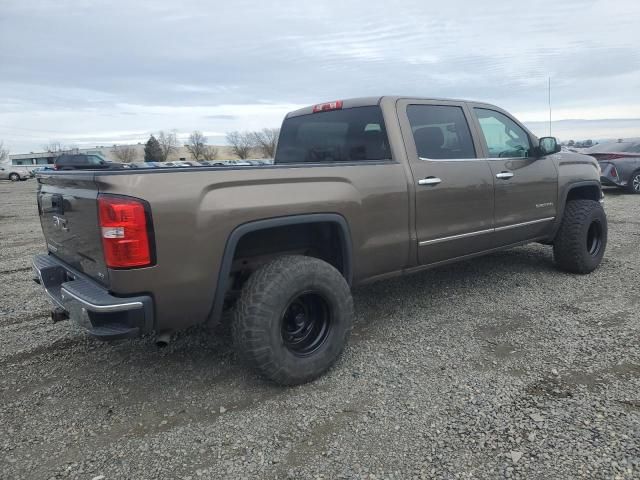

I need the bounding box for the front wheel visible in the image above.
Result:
[232,255,353,385]
[9,173,20,181]
[553,199,607,274]
[626,170,640,194]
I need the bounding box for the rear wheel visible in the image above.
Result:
[553,199,607,274]
[232,255,353,385]
[9,173,20,181]
[626,170,640,194]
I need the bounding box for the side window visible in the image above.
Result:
[474,108,531,158]
[406,105,476,160]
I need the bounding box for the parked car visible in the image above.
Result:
[30,166,55,177]
[33,96,606,385]
[0,165,30,181]
[586,139,640,194]
[54,154,120,170]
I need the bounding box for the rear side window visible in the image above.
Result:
[275,106,391,164]
[407,105,476,160]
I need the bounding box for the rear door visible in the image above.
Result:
[38,172,109,284]
[469,105,558,245]
[397,99,495,265]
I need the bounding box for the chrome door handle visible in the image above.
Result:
[418,177,442,186]
[496,171,514,179]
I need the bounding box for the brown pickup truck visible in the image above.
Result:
[33,96,607,385]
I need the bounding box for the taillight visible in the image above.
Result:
[98,195,152,268]
[312,100,343,113]
[610,165,618,178]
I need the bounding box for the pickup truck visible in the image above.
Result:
[33,96,607,385]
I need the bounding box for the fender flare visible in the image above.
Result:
[551,180,602,238]
[208,213,353,324]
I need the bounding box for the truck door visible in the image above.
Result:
[469,105,558,245]
[397,100,495,265]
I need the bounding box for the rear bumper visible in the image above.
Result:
[600,176,623,187]
[32,254,153,340]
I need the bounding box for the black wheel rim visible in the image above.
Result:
[633,174,640,192]
[281,292,331,356]
[586,220,603,256]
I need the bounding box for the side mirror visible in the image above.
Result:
[538,136,561,156]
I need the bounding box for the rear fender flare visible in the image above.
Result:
[208,213,353,324]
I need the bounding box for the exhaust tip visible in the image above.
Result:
[155,331,172,348]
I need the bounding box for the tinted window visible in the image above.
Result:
[406,105,476,160]
[275,106,391,164]
[474,108,531,158]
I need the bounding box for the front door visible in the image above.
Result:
[469,106,559,245]
[397,100,495,265]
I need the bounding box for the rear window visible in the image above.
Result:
[275,106,391,164]
[587,141,640,154]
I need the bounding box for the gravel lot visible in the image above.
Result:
[1,179,638,479]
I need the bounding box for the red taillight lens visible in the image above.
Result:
[312,100,343,113]
[610,165,618,178]
[98,195,152,268]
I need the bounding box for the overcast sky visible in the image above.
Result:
[1,0,639,153]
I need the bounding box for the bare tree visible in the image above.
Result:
[112,144,137,163]
[226,131,254,159]
[186,130,209,161]
[0,141,9,163]
[42,141,65,154]
[250,128,279,158]
[42,141,78,155]
[202,145,218,161]
[157,130,178,162]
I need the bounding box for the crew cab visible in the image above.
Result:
[33,96,607,385]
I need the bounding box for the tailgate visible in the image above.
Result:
[37,172,109,285]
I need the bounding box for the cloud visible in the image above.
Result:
[1,0,639,152]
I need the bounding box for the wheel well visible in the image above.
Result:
[566,184,600,202]
[229,221,348,292]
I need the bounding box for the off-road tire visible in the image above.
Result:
[553,199,607,274]
[232,255,353,385]
[9,173,20,181]
[625,170,640,194]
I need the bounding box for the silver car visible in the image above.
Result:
[0,166,30,181]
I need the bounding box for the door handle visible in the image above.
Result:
[418,177,442,186]
[496,171,514,179]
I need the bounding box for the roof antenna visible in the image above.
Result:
[548,77,552,137]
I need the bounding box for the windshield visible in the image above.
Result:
[275,106,391,164]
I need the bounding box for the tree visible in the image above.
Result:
[112,144,137,163]
[202,145,218,161]
[186,130,207,161]
[226,131,254,159]
[186,131,218,161]
[42,141,77,155]
[250,128,279,158]
[157,130,178,162]
[0,141,8,163]
[42,141,64,154]
[144,135,163,162]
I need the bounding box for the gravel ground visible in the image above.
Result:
[0,179,638,480]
